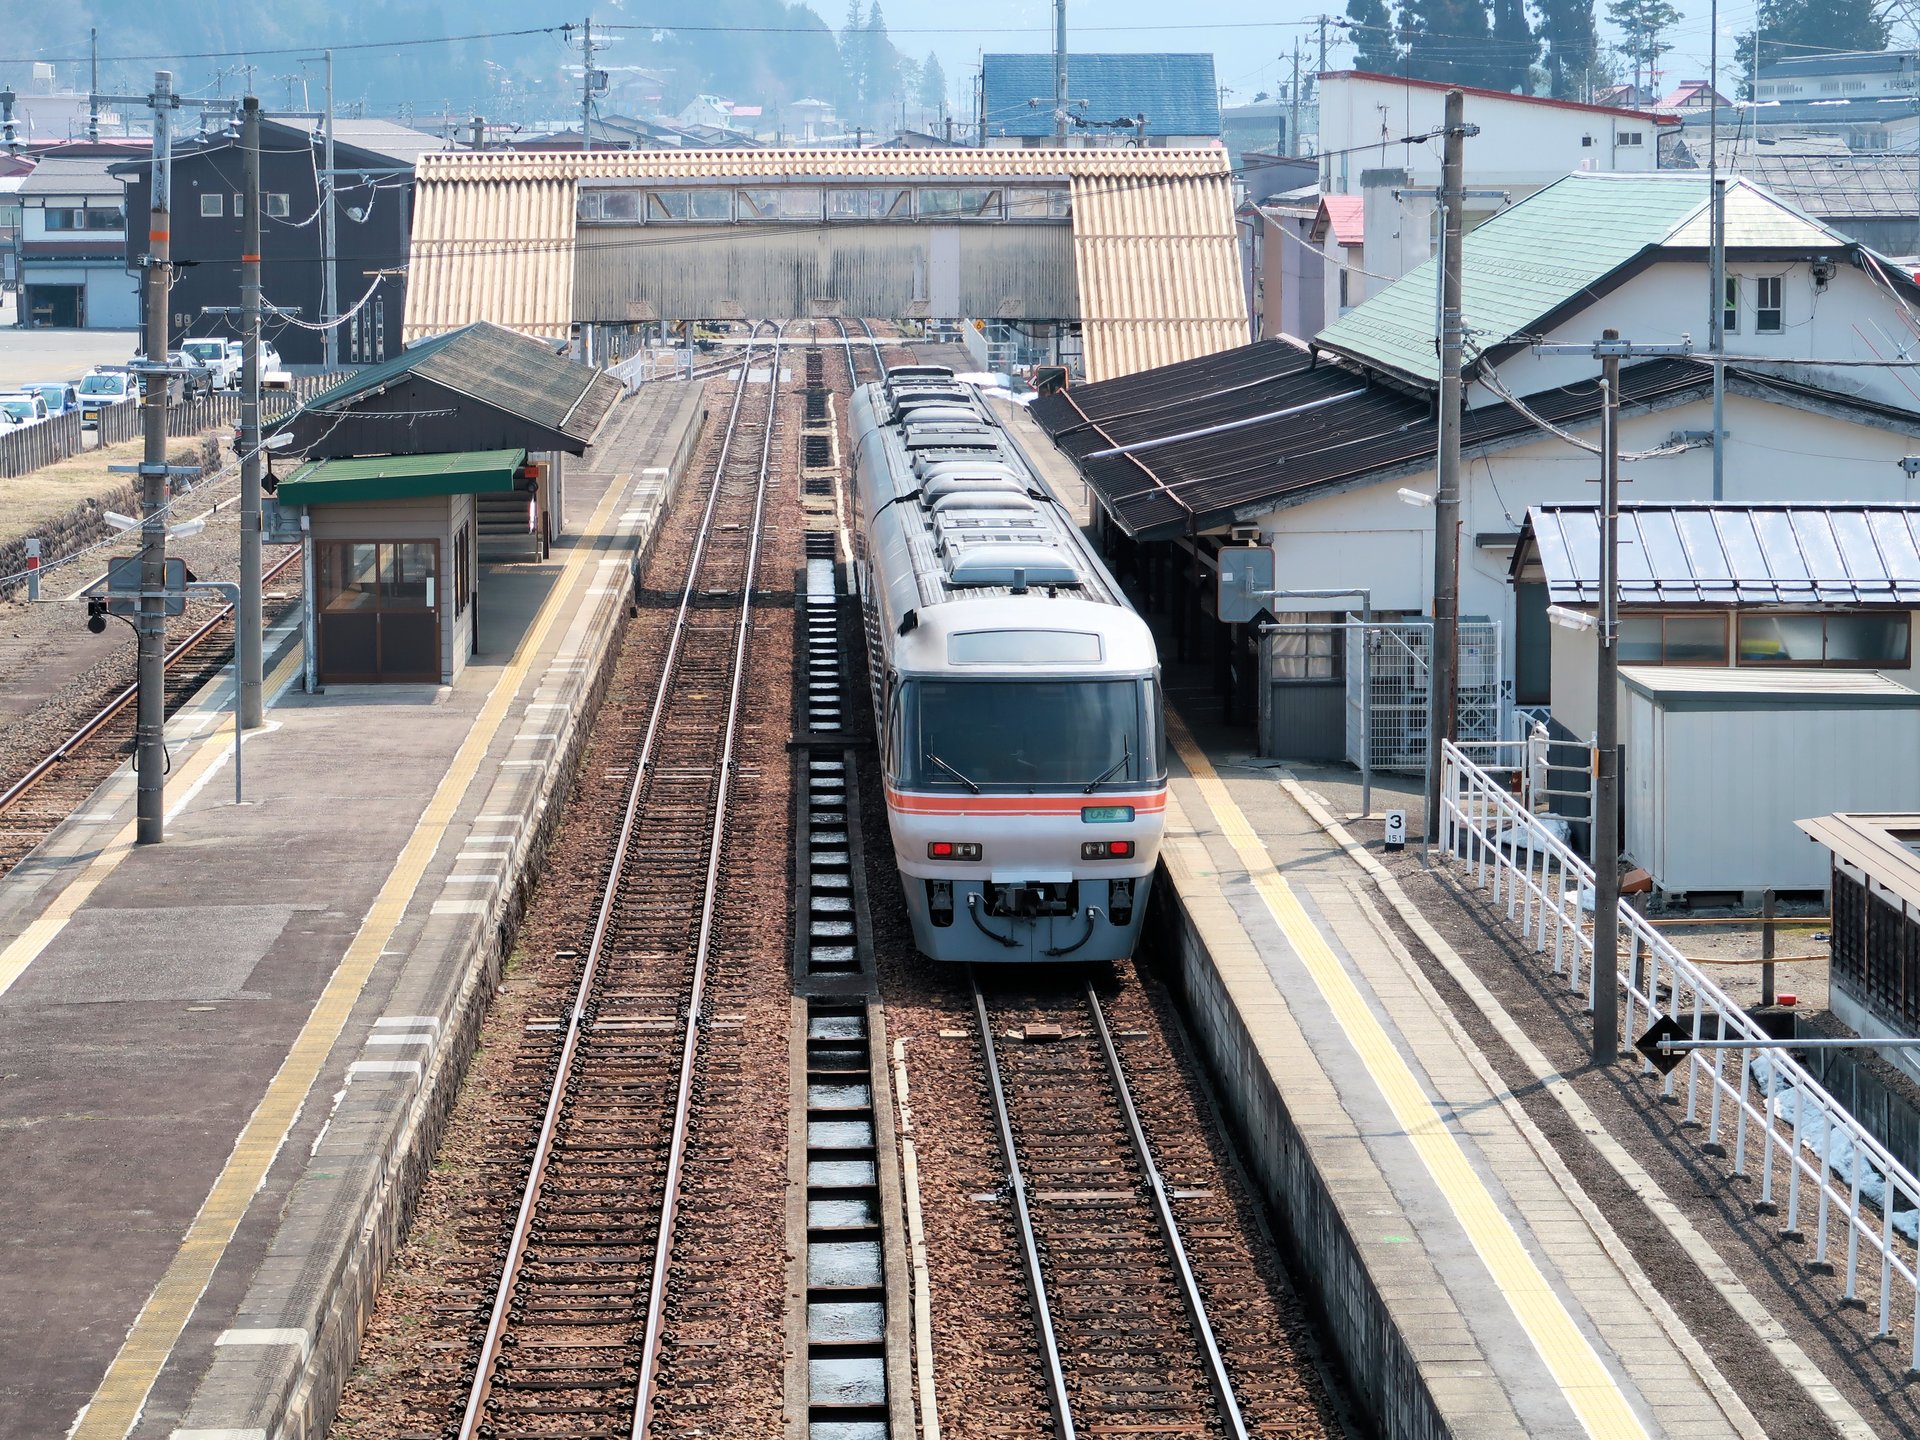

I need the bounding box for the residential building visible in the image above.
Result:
[1653,80,1727,113]
[15,155,137,328]
[113,118,425,365]
[978,53,1220,148]
[1718,153,1919,255]
[1313,72,1674,292]
[1310,193,1365,321]
[1252,202,1323,341]
[1028,172,1920,755]
[1222,100,1312,162]
[1757,50,1920,102]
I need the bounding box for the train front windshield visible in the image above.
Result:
[904,678,1164,791]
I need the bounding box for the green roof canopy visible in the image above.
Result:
[275,448,526,505]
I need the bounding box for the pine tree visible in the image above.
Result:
[1733,0,1887,98]
[918,51,948,115]
[1537,0,1598,98]
[1401,0,1495,85]
[838,0,866,121]
[1345,0,1404,73]
[1604,0,1682,93]
[1487,0,1539,90]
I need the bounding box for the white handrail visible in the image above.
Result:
[1439,739,1920,1362]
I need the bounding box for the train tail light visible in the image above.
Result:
[927,841,983,860]
[1081,840,1135,860]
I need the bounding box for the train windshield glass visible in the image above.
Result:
[911,679,1144,790]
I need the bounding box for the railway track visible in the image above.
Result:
[971,972,1251,1437]
[0,546,304,876]
[455,321,790,1438]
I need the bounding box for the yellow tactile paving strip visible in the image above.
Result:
[69,473,636,1440]
[1165,712,1651,1440]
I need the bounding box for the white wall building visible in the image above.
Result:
[1314,72,1675,294]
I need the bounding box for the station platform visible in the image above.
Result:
[0,382,706,1440]
[1154,709,1787,1440]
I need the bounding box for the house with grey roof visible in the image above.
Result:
[15,154,137,328]
[979,53,1220,148]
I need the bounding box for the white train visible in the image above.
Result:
[849,365,1167,963]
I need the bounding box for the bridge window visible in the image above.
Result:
[1008,188,1071,219]
[645,189,734,222]
[829,188,912,219]
[739,188,826,221]
[918,188,1004,219]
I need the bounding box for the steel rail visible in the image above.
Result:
[455,320,780,1438]
[1084,981,1252,1439]
[0,546,303,816]
[970,972,1080,1440]
[630,319,787,1439]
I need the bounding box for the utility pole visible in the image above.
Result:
[137,71,176,845]
[471,115,486,152]
[1708,0,1725,500]
[1426,88,1469,842]
[1054,0,1068,141]
[1528,327,1696,1059]
[239,94,264,730]
[1289,43,1301,157]
[580,15,595,153]
[1593,328,1623,1065]
[1316,13,1331,75]
[321,49,338,370]
[89,30,99,141]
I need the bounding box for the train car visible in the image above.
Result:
[849,365,1167,963]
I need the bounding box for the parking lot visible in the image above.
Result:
[0,296,139,393]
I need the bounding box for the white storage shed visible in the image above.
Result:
[1623,667,1920,898]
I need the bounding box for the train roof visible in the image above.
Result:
[892,594,1159,678]
[860,371,1122,609]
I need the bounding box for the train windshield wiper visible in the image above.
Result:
[926,752,981,794]
[1083,741,1132,794]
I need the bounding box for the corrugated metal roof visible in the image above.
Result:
[277,447,526,505]
[1522,503,1920,608]
[403,148,1245,380]
[1030,338,1710,539]
[17,155,122,198]
[1797,812,1920,908]
[1315,173,1846,388]
[1622,667,1920,706]
[284,321,621,447]
[980,53,1221,138]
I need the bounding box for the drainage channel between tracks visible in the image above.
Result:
[790,355,911,1436]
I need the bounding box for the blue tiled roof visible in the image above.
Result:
[980,53,1220,139]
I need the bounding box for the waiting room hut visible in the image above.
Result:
[275,449,527,686]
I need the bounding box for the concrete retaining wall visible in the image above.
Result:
[1146,865,1450,1440]
[174,385,709,1439]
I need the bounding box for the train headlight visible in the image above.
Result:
[1081,805,1134,823]
[1081,840,1135,860]
[927,841,983,860]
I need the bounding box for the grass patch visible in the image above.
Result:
[0,433,223,550]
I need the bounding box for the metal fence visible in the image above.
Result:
[1440,738,1920,1363]
[1343,619,1503,773]
[0,374,347,481]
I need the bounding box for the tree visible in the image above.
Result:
[838,0,867,120]
[1344,0,1404,73]
[1401,0,1496,85]
[1604,0,1682,92]
[1732,0,1887,98]
[1537,0,1598,98]
[1487,0,1540,90]
[918,51,947,114]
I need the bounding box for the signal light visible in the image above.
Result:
[86,598,108,634]
[1081,840,1135,860]
[927,841,982,860]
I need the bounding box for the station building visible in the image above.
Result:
[1798,813,1920,1085]
[266,321,621,687]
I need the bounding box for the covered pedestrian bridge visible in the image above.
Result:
[402,148,1247,381]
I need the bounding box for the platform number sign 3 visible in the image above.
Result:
[1383,809,1407,852]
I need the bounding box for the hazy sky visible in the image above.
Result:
[762,0,1778,106]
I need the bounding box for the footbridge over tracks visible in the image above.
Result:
[403,148,1248,381]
